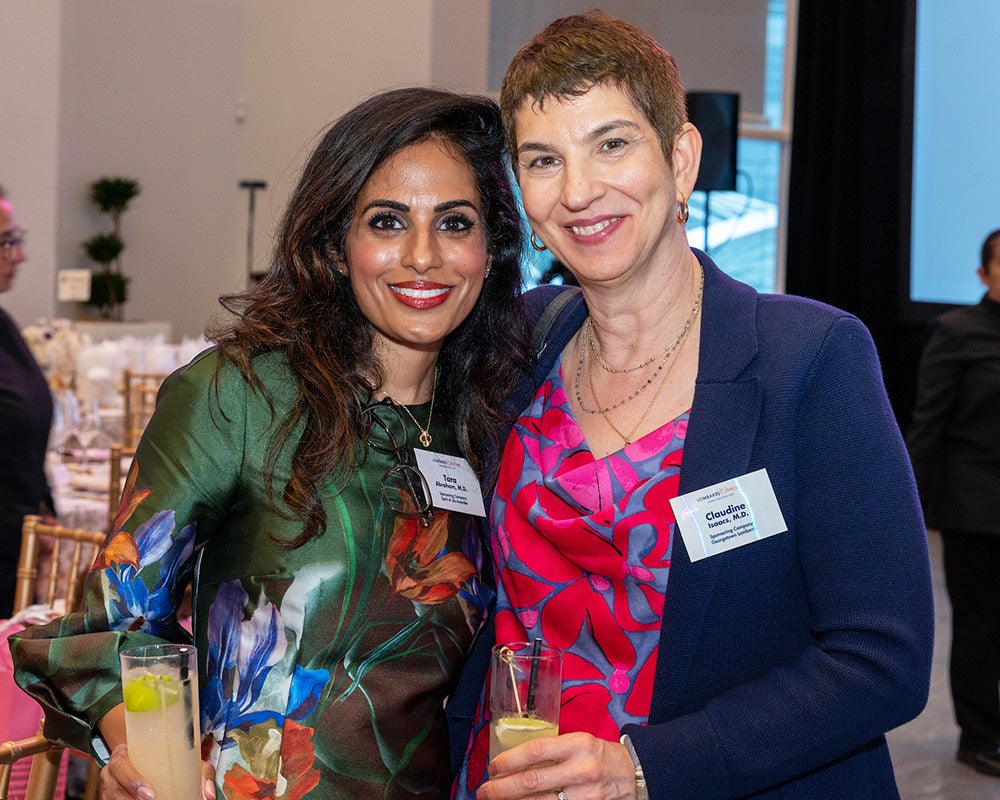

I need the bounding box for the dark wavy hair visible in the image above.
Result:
[500,10,687,166]
[209,87,531,547]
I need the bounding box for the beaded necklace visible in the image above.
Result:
[591,328,693,446]
[574,267,704,417]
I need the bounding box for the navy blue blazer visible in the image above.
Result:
[447,250,934,799]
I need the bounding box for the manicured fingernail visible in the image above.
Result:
[137,786,155,800]
[204,779,217,800]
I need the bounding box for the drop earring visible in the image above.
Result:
[676,196,690,225]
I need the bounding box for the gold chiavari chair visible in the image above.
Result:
[5,516,109,800]
[106,444,135,527]
[13,516,106,618]
[0,734,63,800]
[119,370,165,451]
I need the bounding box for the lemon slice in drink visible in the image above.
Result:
[123,674,179,713]
[494,716,558,751]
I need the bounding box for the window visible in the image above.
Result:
[685,0,792,293]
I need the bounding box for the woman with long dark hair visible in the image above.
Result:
[12,87,531,800]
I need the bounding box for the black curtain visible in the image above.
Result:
[786,0,926,429]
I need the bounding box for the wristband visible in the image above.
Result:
[619,734,649,800]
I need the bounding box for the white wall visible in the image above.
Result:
[54,0,245,339]
[431,0,491,94]
[0,1,62,326]
[2,0,489,339]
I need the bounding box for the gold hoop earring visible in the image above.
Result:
[530,232,548,252]
[676,196,690,225]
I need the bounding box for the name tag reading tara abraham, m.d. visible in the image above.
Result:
[669,468,787,562]
[413,449,486,517]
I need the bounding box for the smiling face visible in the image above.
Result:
[342,138,490,365]
[513,83,699,289]
[0,198,26,294]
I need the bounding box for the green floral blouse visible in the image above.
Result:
[10,349,490,799]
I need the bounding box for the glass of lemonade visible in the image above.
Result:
[120,643,202,800]
[489,641,562,761]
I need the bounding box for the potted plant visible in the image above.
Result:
[82,177,140,320]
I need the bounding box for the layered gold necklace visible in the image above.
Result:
[574,267,704,445]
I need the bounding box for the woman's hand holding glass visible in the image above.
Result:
[102,742,217,800]
[476,732,638,800]
[98,702,217,800]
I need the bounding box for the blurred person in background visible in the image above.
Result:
[907,228,1000,777]
[0,182,55,618]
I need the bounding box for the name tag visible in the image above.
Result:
[413,449,486,517]
[669,468,787,562]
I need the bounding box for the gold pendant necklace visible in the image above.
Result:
[384,368,438,447]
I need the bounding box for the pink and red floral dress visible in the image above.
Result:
[460,357,687,789]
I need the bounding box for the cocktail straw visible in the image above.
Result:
[525,638,542,714]
[180,646,195,747]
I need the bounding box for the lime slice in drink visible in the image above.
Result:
[494,716,558,751]
[123,673,179,713]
